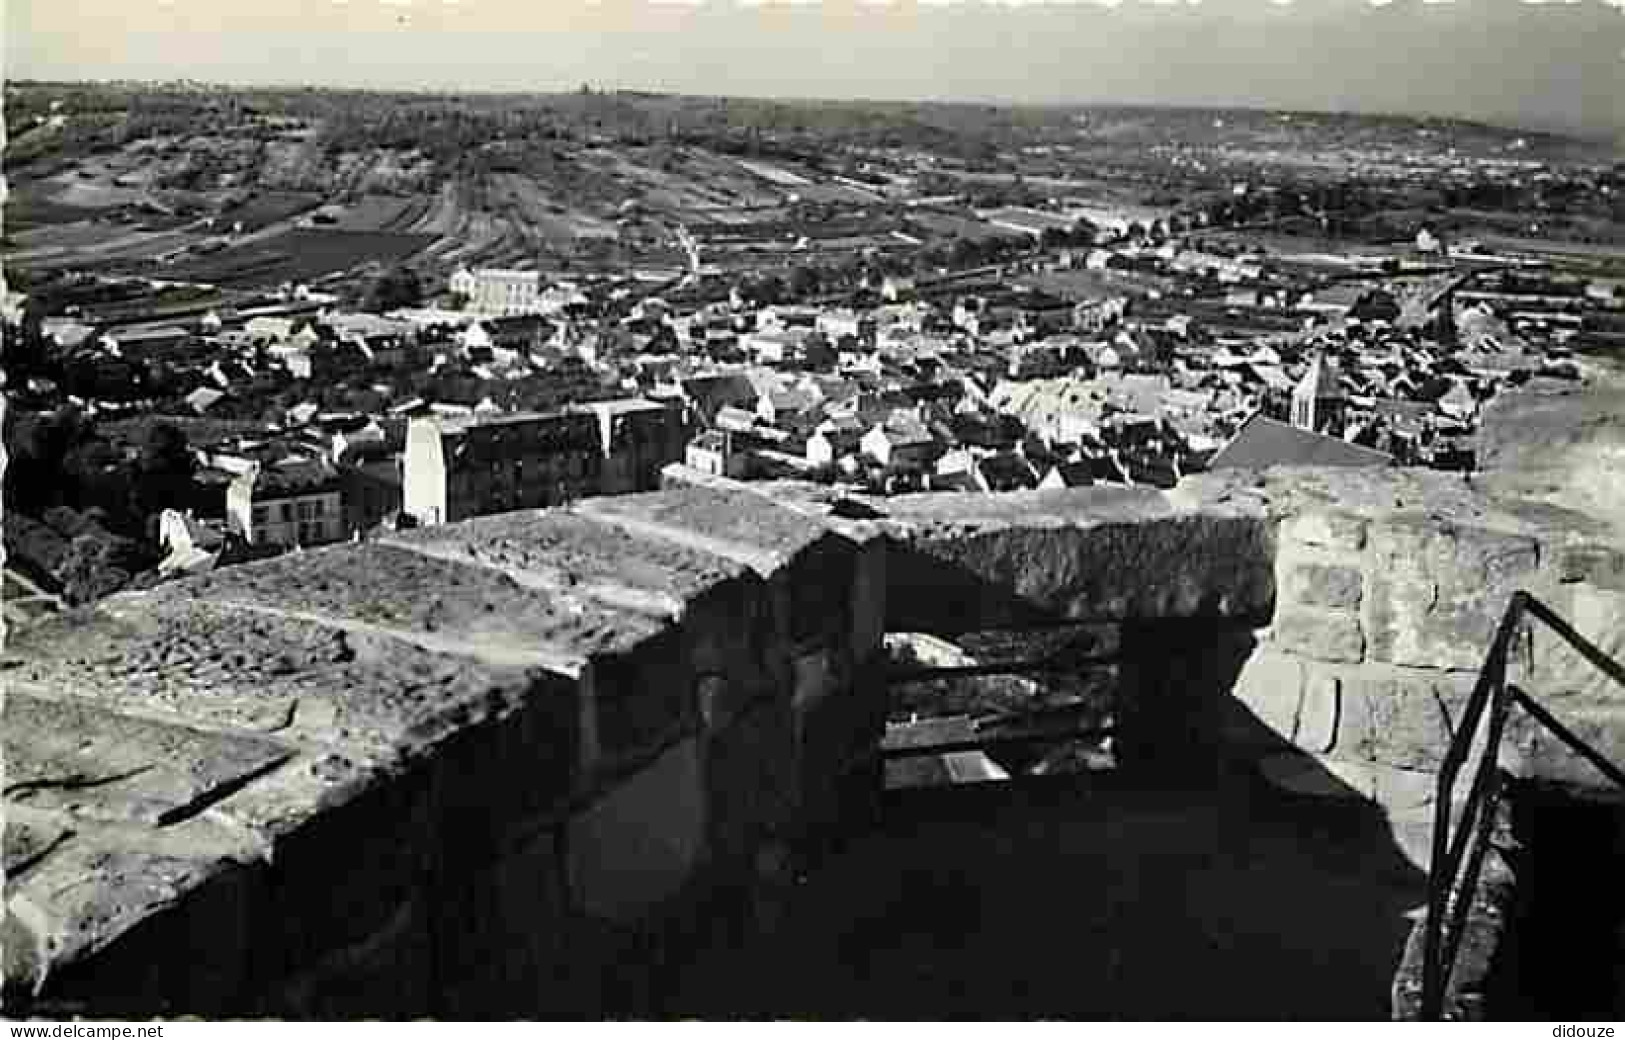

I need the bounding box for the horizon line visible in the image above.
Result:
[9,75,1619,145]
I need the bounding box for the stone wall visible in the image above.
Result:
[1235,470,1625,791]
[5,463,1622,1018]
[2,481,886,1019]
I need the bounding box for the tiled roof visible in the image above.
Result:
[1209,414,1391,471]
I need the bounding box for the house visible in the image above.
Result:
[1038,461,1096,490]
[185,387,226,414]
[685,430,749,479]
[449,268,548,316]
[806,416,865,469]
[680,374,760,427]
[113,325,192,358]
[1209,414,1391,471]
[743,328,813,365]
[816,309,874,343]
[326,416,387,463]
[402,410,604,526]
[861,416,943,474]
[43,319,97,350]
[245,316,297,343]
[226,459,346,548]
[757,388,820,430]
[973,452,1040,493]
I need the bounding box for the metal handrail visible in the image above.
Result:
[1420,590,1625,1020]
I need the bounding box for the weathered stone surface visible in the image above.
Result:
[1341,675,1473,771]
[1524,584,1625,704]
[2,597,557,756]
[1228,648,1306,741]
[576,483,833,577]
[384,507,750,619]
[1284,562,1364,610]
[1299,672,1342,755]
[1,818,73,879]
[566,738,706,924]
[1280,511,1369,553]
[1365,518,1540,671]
[1273,608,1365,664]
[167,543,666,670]
[885,507,1274,632]
[2,692,293,826]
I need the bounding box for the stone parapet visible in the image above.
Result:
[5,463,1622,1017]
[2,481,886,1018]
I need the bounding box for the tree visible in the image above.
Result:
[4,405,89,513]
[133,422,196,525]
[365,266,423,313]
[54,528,144,606]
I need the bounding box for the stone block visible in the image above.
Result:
[1525,585,1625,703]
[1343,675,1457,771]
[177,543,666,669]
[884,511,1274,633]
[1273,608,1365,664]
[1281,511,1368,552]
[1284,561,1364,610]
[1298,671,1341,754]
[566,738,706,924]
[1365,519,1540,671]
[1227,647,1306,741]
[435,827,569,1018]
[385,507,749,616]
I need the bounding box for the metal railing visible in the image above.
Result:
[1420,590,1625,1020]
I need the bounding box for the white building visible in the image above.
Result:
[449,268,548,316]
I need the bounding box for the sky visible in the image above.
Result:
[5,0,1624,138]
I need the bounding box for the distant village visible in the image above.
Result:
[4,203,1621,613]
